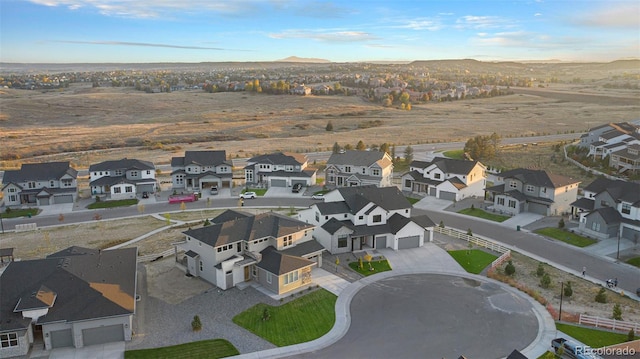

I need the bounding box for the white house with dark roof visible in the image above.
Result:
[571,177,640,241]
[89,158,157,199]
[485,168,580,216]
[324,150,393,188]
[297,185,435,253]
[244,152,317,188]
[176,211,323,295]
[609,143,640,175]
[0,246,137,357]
[2,162,77,207]
[401,158,486,201]
[171,150,233,191]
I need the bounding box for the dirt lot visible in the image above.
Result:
[1,83,639,168]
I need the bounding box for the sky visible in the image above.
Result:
[1,0,639,63]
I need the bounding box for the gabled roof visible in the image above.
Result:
[184,212,314,248]
[327,150,392,168]
[586,207,622,224]
[281,240,325,257]
[2,162,77,183]
[211,209,252,224]
[256,246,315,275]
[171,150,230,167]
[316,201,351,215]
[570,197,595,211]
[337,185,411,213]
[89,158,154,172]
[321,218,353,235]
[584,178,640,206]
[412,158,480,175]
[247,152,307,167]
[0,247,137,332]
[499,168,579,188]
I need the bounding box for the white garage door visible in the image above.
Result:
[55,194,74,204]
[82,324,124,347]
[270,179,287,187]
[398,235,421,249]
[375,236,386,249]
[439,191,457,201]
[50,329,73,349]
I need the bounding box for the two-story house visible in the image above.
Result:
[571,178,640,241]
[171,150,233,191]
[324,150,393,188]
[401,158,486,201]
[298,185,435,253]
[609,143,640,176]
[485,168,580,216]
[88,158,157,199]
[0,246,137,357]
[2,162,77,207]
[244,152,317,188]
[176,210,324,295]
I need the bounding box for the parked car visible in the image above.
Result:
[142,191,149,199]
[292,183,303,193]
[311,193,324,200]
[240,191,257,199]
[551,337,603,359]
[210,187,218,195]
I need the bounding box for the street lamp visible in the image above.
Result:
[558,281,564,322]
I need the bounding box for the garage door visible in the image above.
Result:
[291,179,307,186]
[82,325,124,347]
[398,235,421,249]
[55,194,74,204]
[429,187,437,196]
[528,202,548,215]
[39,197,50,206]
[50,329,73,349]
[270,179,287,187]
[375,236,386,249]
[439,191,457,201]
[137,184,155,193]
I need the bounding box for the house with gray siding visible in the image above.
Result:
[325,150,393,188]
[401,158,486,201]
[2,162,77,207]
[171,151,233,191]
[244,152,316,188]
[298,185,435,253]
[0,247,137,357]
[485,168,580,216]
[177,211,323,295]
[89,158,157,199]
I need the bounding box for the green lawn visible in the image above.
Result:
[87,199,138,209]
[405,197,420,205]
[626,257,640,268]
[233,289,337,346]
[125,339,239,359]
[443,149,465,160]
[243,188,267,196]
[448,249,498,274]
[534,228,597,247]
[536,351,557,359]
[1,208,40,218]
[348,259,392,276]
[458,207,510,222]
[555,323,631,347]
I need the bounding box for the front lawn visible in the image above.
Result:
[233,289,336,346]
[405,197,420,205]
[448,249,498,274]
[125,339,239,359]
[348,259,392,276]
[1,208,40,218]
[626,257,640,268]
[458,207,510,222]
[534,228,597,247]
[87,199,138,209]
[242,188,267,196]
[555,323,631,347]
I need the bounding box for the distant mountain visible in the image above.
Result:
[276,56,331,63]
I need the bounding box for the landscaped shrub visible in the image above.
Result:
[612,303,622,320]
[540,273,551,288]
[558,218,565,228]
[262,308,270,321]
[563,281,573,298]
[467,228,473,236]
[595,288,608,303]
[191,315,202,331]
[536,263,545,277]
[629,329,636,341]
[505,260,515,276]
[439,220,445,228]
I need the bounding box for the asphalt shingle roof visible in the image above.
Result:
[256,246,315,275]
[2,162,77,183]
[171,150,230,167]
[88,158,154,172]
[498,168,579,188]
[327,150,390,167]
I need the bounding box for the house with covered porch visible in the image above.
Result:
[176,210,324,295]
[401,158,486,201]
[297,185,435,254]
[171,150,233,192]
[244,152,317,189]
[89,158,157,199]
[2,162,77,207]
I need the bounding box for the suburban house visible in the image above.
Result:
[401,158,487,201]
[324,150,393,188]
[580,122,639,150]
[244,152,317,188]
[297,185,435,253]
[570,177,640,241]
[609,143,640,175]
[1,162,78,207]
[88,158,157,199]
[171,150,233,191]
[0,246,137,357]
[176,211,324,295]
[582,122,640,160]
[485,168,580,216]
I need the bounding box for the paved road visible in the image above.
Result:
[416,208,640,298]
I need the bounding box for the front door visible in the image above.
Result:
[244,266,250,281]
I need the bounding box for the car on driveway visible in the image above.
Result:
[311,193,325,200]
[240,191,257,199]
[292,183,303,193]
[210,187,218,195]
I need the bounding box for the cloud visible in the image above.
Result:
[52,40,242,51]
[396,18,443,31]
[455,15,511,29]
[269,30,378,42]
[574,3,639,28]
[534,13,542,17]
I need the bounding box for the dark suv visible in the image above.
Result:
[292,183,303,193]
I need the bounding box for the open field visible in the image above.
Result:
[1,82,639,169]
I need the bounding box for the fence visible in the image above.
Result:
[490,250,512,270]
[579,314,640,333]
[434,226,510,254]
[15,223,37,232]
[563,143,624,181]
[137,248,175,263]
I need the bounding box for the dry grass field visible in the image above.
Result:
[1,82,639,169]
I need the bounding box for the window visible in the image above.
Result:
[50,180,55,187]
[1,333,18,348]
[8,188,16,193]
[266,272,272,284]
[237,243,242,252]
[404,179,412,188]
[362,167,366,174]
[113,187,122,194]
[28,181,36,189]
[175,175,184,185]
[497,197,505,205]
[434,173,441,180]
[9,195,16,202]
[130,171,138,177]
[284,271,299,285]
[600,200,610,207]
[373,214,382,223]
[283,235,293,248]
[62,180,72,187]
[125,186,133,193]
[591,222,601,231]
[344,166,351,173]
[508,200,516,208]
[509,181,517,189]
[146,170,151,175]
[338,235,348,248]
[315,212,319,222]
[372,169,380,176]
[246,170,253,183]
[199,261,203,271]
[252,265,257,277]
[115,170,123,176]
[526,185,535,193]
[358,215,364,220]
[622,203,631,214]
